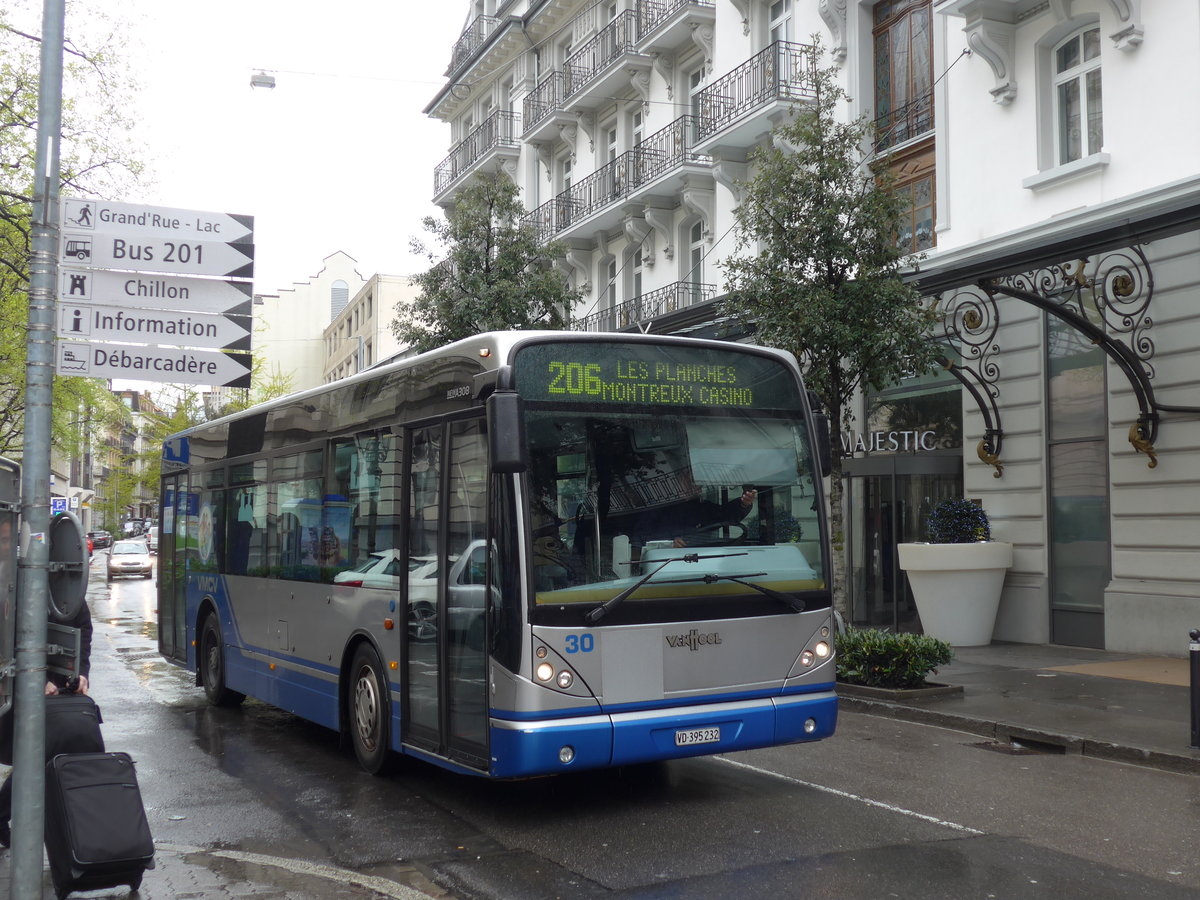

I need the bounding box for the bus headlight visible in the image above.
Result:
[814,641,830,659]
[800,650,815,667]
[536,662,554,682]
[557,670,574,689]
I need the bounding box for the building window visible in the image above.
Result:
[769,0,792,43]
[1054,27,1102,165]
[874,0,933,151]
[687,220,704,291]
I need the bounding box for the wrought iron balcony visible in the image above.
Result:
[523,72,565,136]
[874,92,934,152]
[522,196,577,246]
[564,10,641,99]
[572,281,718,332]
[696,40,818,143]
[637,0,715,41]
[520,116,710,242]
[434,110,520,196]
[447,15,500,77]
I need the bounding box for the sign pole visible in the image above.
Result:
[11,1,65,896]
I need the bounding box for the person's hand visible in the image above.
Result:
[75,675,89,695]
[44,681,58,696]
[739,489,757,508]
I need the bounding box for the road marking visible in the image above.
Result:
[717,757,984,835]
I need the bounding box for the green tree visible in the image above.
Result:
[1,1,142,457]
[393,172,579,353]
[721,50,941,619]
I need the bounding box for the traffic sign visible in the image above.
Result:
[60,230,254,280]
[50,498,67,515]
[59,268,253,317]
[56,340,252,389]
[58,302,252,353]
[61,198,253,244]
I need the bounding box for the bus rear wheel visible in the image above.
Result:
[349,644,392,775]
[201,615,245,708]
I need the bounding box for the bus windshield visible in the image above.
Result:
[525,407,826,611]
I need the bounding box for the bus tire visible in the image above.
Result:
[349,643,392,775]
[201,615,246,708]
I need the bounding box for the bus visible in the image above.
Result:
[157,331,837,778]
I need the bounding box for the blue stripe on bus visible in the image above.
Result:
[491,681,836,722]
[488,692,838,779]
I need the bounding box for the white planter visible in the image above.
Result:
[897,542,1014,647]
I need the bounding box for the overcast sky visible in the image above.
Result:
[114,1,465,294]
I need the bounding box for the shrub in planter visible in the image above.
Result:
[926,497,990,543]
[835,627,954,690]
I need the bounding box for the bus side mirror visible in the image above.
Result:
[487,391,528,474]
[807,391,832,479]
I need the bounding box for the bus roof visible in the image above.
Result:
[164,330,799,442]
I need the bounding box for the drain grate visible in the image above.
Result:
[971,738,1066,756]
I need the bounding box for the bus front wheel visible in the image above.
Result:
[349,643,392,775]
[201,615,246,708]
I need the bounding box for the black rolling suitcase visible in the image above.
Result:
[44,693,105,760]
[44,752,155,900]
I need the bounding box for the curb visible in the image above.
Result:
[837,695,1200,776]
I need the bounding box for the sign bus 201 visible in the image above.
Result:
[112,239,204,265]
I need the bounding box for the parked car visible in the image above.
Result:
[146,526,159,553]
[107,539,153,581]
[87,530,112,550]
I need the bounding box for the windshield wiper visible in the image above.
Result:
[655,572,807,613]
[585,551,747,625]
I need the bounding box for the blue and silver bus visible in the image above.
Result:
[158,332,837,777]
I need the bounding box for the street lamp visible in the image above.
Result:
[250,70,276,89]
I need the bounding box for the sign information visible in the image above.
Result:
[58,303,252,352]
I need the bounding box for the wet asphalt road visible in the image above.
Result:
[88,553,1200,899]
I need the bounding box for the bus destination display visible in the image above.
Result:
[513,341,801,410]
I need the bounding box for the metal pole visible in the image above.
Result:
[1190,628,1200,750]
[11,1,65,897]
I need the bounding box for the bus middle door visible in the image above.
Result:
[403,419,489,769]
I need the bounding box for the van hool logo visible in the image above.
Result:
[665,629,722,651]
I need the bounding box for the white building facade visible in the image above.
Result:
[322,274,421,383]
[426,0,1200,655]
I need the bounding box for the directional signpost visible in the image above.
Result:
[57,341,252,388]
[59,268,253,317]
[55,199,255,389]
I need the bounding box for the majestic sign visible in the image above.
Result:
[60,198,253,244]
[59,268,253,318]
[59,231,254,280]
[57,341,252,389]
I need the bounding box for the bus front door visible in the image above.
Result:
[404,420,489,770]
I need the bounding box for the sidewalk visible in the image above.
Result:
[837,641,1200,775]
[0,840,451,899]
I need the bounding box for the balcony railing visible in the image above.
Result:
[434,110,520,194]
[637,0,715,39]
[564,9,639,98]
[521,116,709,241]
[874,92,934,152]
[523,72,564,135]
[448,15,500,77]
[573,281,718,332]
[522,196,576,245]
[697,40,818,140]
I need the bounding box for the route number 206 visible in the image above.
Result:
[548,361,602,395]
